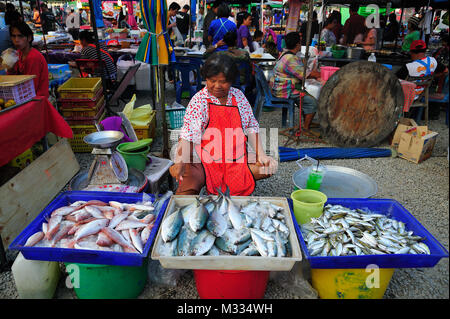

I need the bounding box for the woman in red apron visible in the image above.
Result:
[170,54,277,196]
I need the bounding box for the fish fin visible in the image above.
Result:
[225,185,230,197]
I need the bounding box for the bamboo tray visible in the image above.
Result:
[151,195,302,271]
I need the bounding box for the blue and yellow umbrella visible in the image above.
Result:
[136,0,174,65]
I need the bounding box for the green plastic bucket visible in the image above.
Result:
[65,260,148,299]
[116,143,150,171]
[291,189,328,225]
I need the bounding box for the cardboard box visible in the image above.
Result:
[391,118,418,148]
[397,126,439,164]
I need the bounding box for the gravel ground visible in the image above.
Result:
[1,85,448,299]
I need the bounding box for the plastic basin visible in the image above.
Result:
[116,143,150,171]
[290,189,328,225]
[65,259,148,299]
[311,268,395,299]
[320,66,340,81]
[193,269,270,299]
[290,198,449,269]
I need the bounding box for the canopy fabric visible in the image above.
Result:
[135,0,174,65]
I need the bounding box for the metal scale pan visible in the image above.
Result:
[293,165,378,198]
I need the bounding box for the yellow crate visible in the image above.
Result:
[132,111,156,140]
[57,78,102,99]
[8,148,34,169]
[69,125,98,153]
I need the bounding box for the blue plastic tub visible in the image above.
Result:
[289,198,449,269]
[9,191,170,267]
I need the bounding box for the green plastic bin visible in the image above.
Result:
[65,259,148,299]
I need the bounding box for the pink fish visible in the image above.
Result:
[121,230,132,243]
[129,229,144,253]
[46,215,63,240]
[51,224,73,247]
[24,231,44,247]
[78,200,108,209]
[42,223,48,235]
[74,219,109,241]
[115,219,147,231]
[75,210,94,222]
[85,206,106,219]
[140,223,154,244]
[108,211,130,229]
[96,232,114,247]
[109,201,124,210]
[100,228,138,253]
[103,210,115,220]
[51,206,78,217]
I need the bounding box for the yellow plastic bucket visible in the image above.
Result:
[311,268,395,299]
[290,189,327,225]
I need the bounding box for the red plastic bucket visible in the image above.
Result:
[320,66,340,81]
[194,270,270,299]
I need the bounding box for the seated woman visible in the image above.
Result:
[69,30,117,80]
[7,21,49,98]
[169,53,278,196]
[269,32,320,136]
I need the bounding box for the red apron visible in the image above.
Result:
[195,96,255,196]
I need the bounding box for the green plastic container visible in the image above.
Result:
[291,189,327,225]
[116,143,150,171]
[65,260,148,299]
[332,49,346,59]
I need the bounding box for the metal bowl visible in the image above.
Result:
[83,131,124,149]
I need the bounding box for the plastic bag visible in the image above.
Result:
[122,94,153,127]
[269,262,318,299]
[147,258,187,287]
[1,48,18,69]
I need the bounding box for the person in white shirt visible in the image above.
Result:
[66,9,80,40]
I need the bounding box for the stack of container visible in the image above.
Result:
[57,78,105,152]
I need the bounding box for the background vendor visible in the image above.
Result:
[7,21,49,98]
[69,30,117,80]
[169,53,278,196]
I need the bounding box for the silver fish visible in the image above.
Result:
[159,238,178,256]
[250,231,268,257]
[161,208,184,242]
[206,245,220,256]
[129,228,144,253]
[206,204,227,237]
[115,219,147,231]
[190,230,216,256]
[177,225,196,256]
[189,199,209,232]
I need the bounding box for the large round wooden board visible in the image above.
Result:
[318,61,404,147]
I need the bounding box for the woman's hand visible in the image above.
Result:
[257,153,278,176]
[215,39,225,48]
[171,162,186,182]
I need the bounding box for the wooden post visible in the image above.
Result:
[302,0,315,91]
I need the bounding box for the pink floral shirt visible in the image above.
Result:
[180,87,259,144]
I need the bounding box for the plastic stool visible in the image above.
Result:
[143,156,174,194]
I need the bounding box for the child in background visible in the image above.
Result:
[252,30,264,51]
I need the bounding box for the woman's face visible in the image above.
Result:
[10,28,30,51]
[206,73,232,100]
[244,16,252,26]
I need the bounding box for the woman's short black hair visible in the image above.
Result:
[254,30,263,39]
[217,3,230,19]
[223,31,237,47]
[79,30,95,43]
[9,21,33,46]
[324,16,336,27]
[201,53,239,84]
[285,32,301,50]
[169,2,181,11]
